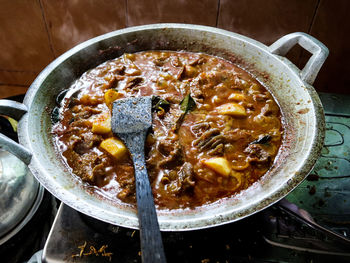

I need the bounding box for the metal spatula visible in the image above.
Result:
[111,96,166,263]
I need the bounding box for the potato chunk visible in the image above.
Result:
[92,112,111,134]
[104,89,122,108]
[100,138,127,160]
[228,93,245,101]
[217,103,247,117]
[203,157,232,177]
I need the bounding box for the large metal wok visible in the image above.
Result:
[0,24,328,231]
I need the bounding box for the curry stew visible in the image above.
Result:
[52,51,283,209]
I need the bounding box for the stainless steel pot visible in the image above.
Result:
[0,149,44,245]
[0,24,328,231]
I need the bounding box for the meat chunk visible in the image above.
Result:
[244,144,272,165]
[91,156,112,186]
[158,139,176,156]
[67,151,101,183]
[177,162,195,192]
[190,84,205,102]
[72,105,102,115]
[73,132,102,155]
[253,93,269,102]
[190,122,210,136]
[74,109,92,119]
[158,145,184,169]
[188,56,206,66]
[156,137,185,169]
[116,165,136,202]
[178,65,198,79]
[125,76,143,89]
[222,129,253,143]
[153,57,168,66]
[111,65,125,75]
[192,127,225,156]
[261,99,280,116]
[161,162,195,195]
[207,143,224,156]
[193,128,219,143]
[171,56,182,67]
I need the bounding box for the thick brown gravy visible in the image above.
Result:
[52,51,283,209]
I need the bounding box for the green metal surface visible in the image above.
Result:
[287,93,350,237]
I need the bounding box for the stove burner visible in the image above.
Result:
[44,203,270,263]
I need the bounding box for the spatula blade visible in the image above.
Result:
[111,96,152,134]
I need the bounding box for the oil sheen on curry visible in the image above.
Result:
[52,51,283,210]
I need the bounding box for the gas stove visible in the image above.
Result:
[2,92,350,263]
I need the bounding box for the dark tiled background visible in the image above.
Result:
[0,0,348,98]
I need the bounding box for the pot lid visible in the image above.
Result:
[0,149,39,239]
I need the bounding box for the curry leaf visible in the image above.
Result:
[51,107,60,124]
[152,96,170,112]
[180,94,196,113]
[250,135,271,145]
[56,89,68,106]
[175,94,197,133]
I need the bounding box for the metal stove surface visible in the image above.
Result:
[42,92,350,263]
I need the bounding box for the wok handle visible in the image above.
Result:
[268,32,329,85]
[0,99,32,165]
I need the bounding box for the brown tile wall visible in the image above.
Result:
[127,0,218,26]
[218,0,318,44]
[307,0,350,94]
[41,0,127,57]
[0,0,54,96]
[0,0,348,98]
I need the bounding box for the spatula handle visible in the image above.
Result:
[134,156,167,263]
[120,131,166,263]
